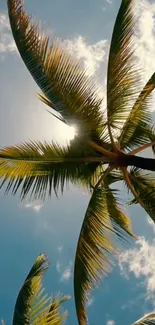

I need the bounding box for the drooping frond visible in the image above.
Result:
[107,0,139,131]
[132,312,155,325]
[12,254,70,324]
[7,0,105,138]
[0,138,105,200]
[127,168,155,222]
[118,73,155,151]
[74,186,135,325]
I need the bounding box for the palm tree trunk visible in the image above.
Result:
[120,154,155,171]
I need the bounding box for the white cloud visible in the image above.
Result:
[23,200,43,212]
[62,36,108,76]
[135,0,155,82]
[61,261,72,282]
[57,245,63,253]
[106,320,115,325]
[0,13,16,56]
[119,237,155,301]
[61,267,71,281]
[56,261,61,273]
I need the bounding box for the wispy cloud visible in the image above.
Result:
[57,245,63,253]
[63,36,108,76]
[106,320,115,325]
[119,237,155,301]
[0,13,16,56]
[56,261,61,273]
[60,261,72,282]
[23,200,43,212]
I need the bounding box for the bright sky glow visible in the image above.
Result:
[59,124,76,142]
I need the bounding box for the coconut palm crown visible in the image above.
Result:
[1,0,155,324]
[1,254,70,325]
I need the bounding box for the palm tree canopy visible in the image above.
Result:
[2,254,70,325]
[2,0,155,324]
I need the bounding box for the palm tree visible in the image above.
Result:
[2,254,155,325]
[2,255,154,325]
[1,254,70,324]
[1,0,155,323]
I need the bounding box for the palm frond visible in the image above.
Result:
[147,126,155,156]
[12,254,70,325]
[0,139,105,200]
[74,186,135,325]
[127,168,155,222]
[118,73,155,151]
[7,0,105,138]
[107,0,139,131]
[106,169,124,185]
[132,312,155,325]
[46,295,70,325]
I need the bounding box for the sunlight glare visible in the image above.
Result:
[59,124,77,142]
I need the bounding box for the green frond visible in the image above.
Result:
[12,253,48,324]
[147,126,155,156]
[0,138,105,200]
[128,168,155,222]
[132,312,155,325]
[118,73,155,151]
[7,0,105,137]
[74,186,135,325]
[12,253,70,324]
[107,0,139,130]
[106,169,124,185]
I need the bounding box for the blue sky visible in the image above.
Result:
[1,0,155,324]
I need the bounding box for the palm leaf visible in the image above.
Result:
[147,126,155,156]
[12,254,70,324]
[7,0,105,137]
[107,0,139,131]
[0,139,105,200]
[118,73,155,151]
[127,168,155,222]
[132,312,155,325]
[74,185,135,325]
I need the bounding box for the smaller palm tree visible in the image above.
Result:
[1,254,70,325]
[1,253,155,325]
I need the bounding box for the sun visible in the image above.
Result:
[59,124,76,142]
